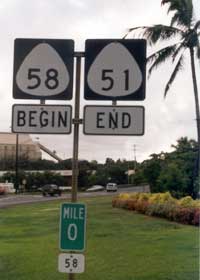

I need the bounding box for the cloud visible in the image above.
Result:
[0,0,198,163]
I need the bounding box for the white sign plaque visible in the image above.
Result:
[58,253,85,274]
[83,106,144,135]
[12,104,72,134]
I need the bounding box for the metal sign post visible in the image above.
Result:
[69,52,84,280]
[71,53,83,203]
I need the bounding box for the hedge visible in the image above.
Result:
[112,192,200,226]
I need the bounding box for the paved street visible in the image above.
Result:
[0,186,146,208]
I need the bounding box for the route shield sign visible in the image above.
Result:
[84,39,146,101]
[60,203,86,251]
[13,38,74,100]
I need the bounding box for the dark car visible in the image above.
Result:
[41,184,61,197]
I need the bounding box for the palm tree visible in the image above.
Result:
[125,0,200,182]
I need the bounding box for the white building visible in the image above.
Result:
[0,132,41,161]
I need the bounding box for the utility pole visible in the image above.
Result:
[15,133,19,194]
[133,144,137,171]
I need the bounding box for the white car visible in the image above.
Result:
[106,183,117,192]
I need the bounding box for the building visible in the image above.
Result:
[0,132,41,161]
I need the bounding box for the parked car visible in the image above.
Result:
[106,183,118,192]
[41,184,61,197]
[0,185,6,195]
[86,185,104,192]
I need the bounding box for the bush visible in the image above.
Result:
[118,193,131,200]
[192,208,200,226]
[178,196,194,207]
[178,196,200,208]
[173,207,195,225]
[137,193,151,202]
[135,201,149,214]
[112,192,199,226]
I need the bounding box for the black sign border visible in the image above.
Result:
[13,38,74,100]
[84,39,146,101]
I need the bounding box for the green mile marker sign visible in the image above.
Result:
[59,203,86,251]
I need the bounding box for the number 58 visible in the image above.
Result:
[27,68,59,90]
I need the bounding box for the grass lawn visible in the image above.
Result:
[0,196,199,280]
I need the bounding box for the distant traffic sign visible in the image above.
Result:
[12,104,72,134]
[84,39,146,100]
[83,106,145,135]
[58,253,85,273]
[13,38,74,100]
[60,203,86,251]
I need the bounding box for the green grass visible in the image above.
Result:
[0,196,199,280]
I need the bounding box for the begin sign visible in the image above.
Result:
[12,104,72,134]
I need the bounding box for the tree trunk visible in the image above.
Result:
[189,47,200,187]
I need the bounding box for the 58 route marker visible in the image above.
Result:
[58,253,85,274]
[13,38,74,100]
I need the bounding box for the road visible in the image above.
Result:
[0,187,143,208]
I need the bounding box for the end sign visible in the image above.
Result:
[60,203,86,251]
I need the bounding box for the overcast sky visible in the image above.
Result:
[0,0,199,163]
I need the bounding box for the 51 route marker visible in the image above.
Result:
[84,39,146,101]
[60,203,86,251]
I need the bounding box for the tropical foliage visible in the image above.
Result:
[0,137,198,196]
[125,0,200,187]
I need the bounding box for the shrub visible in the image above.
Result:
[137,193,151,202]
[118,193,131,200]
[148,193,162,204]
[192,200,200,208]
[178,196,194,207]
[135,201,149,214]
[192,208,200,226]
[112,192,199,226]
[126,199,136,211]
[173,207,195,225]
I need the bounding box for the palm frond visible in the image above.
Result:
[172,42,186,61]
[162,0,193,28]
[194,21,200,31]
[197,46,200,59]
[147,44,178,77]
[197,38,200,59]
[164,54,184,97]
[127,25,183,45]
